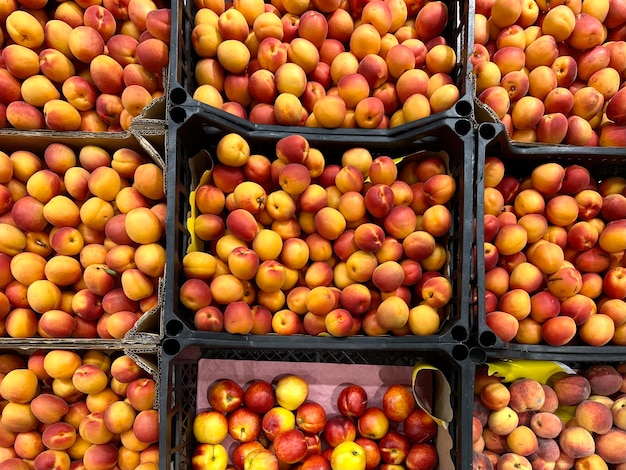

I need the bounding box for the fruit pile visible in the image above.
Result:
[193,373,438,470]
[480,157,626,346]
[473,362,626,469]
[0,142,166,339]
[473,0,626,146]
[0,0,170,131]
[0,350,158,469]
[189,0,463,128]
[183,133,459,336]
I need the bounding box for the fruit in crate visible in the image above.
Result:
[184,133,458,337]
[480,158,626,347]
[0,143,166,339]
[193,375,436,469]
[0,0,170,131]
[189,0,463,128]
[0,350,158,468]
[474,362,626,469]
[473,0,626,146]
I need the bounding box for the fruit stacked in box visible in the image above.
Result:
[474,357,626,469]
[476,125,626,348]
[193,374,438,469]
[175,123,470,338]
[159,344,464,470]
[0,349,158,469]
[0,0,170,131]
[472,0,626,146]
[0,137,166,339]
[180,0,468,129]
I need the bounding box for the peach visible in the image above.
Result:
[42,19,74,58]
[54,0,87,27]
[567,12,605,50]
[84,5,117,41]
[135,37,169,74]
[12,430,44,460]
[540,386,559,413]
[525,35,559,70]
[375,295,409,330]
[5,10,44,48]
[486,405,518,436]
[491,46,525,76]
[32,450,71,470]
[506,425,538,457]
[69,26,106,63]
[38,309,76,337]
[606,87,626,124]
[599,123,626,147]
[103,400,136,435]
[478,85,510,119]
[480,380,511,411]
[542,5,576,41]
[2,44,39,79]
[576,400,613,435]
[87,55,124,96]
[60,77,97,112]
[105,35,139,68]
[486,310,520,342]
[26,278,62,313]
[82,443,119,469]
[559,426,595,459]
[348,23,381,61]
[121,84,154,117]
[415,0,447,41]
[41,422,77,451]
[42,350,82,381]
[0,69,22,106]
[123,64,159,94]
[528,66,557,101]
[218,8,248,42]
[0,369,39,403]
[42,99,82,131]
[549,373,591,407]
[541,315,577,346]
[5,101,45,130]
[490,0,522,27]
[79,410,115,445]
[595,428,626,463]
[30,394,69,424]
[580,313,615,346]
[571,86,604,121]
[192,22,223,57]
[577,46,611,83]
[530,412,562,439]
[550,56,578,90]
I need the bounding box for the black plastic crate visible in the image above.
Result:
[167,0,474,143]
[159,338,473,470]
[164,112,474,346]
[474,121,626,353]
[470,346,626,470]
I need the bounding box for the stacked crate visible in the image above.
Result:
[2,0,626,465]
[160,0,480,467]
